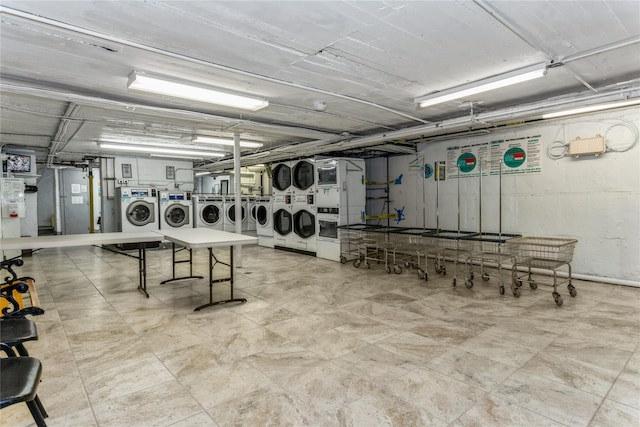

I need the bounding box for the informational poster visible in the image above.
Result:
[446,135,542,178]
[71,183,82,194]
[446,142,490,178]
[71,196,83,204]
[489,135,542,175]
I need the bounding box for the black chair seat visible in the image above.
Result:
[0,357,42,409]
[0,318,38,356]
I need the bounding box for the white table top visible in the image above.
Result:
[0,231,162,250]
[154,228,257,249]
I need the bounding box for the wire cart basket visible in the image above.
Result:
[462,233,520,296]
[506,237,578,306]
[338,224,371,265]
[432,231,475,287]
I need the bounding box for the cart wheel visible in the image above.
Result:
[452,278,457,287]
[394,265,402,274]
[516,280,523,287]
[553,292,564,306]
[364,262,371,269]
[424,271,429,281]
[353,259,361,268]
[411,262,417,269]
[418,269,425,280]
[340,256,347,264]
[482,273,490,282]
[442,267,447,275]
[568,285,577,297]
[469,272,474,280]
[386,266,391,274]
[512,287,521,298]
[530,280,538,290]
[499,285,505,295]
[465,279,473,289]
[404,262,410,268]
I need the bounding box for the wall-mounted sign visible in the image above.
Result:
[121,163,132,178]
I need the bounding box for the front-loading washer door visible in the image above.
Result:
[292,160,314,190]
[273,209,292,236]
[201,204,221,226]
[227,204,246,223]
[165,204,189,227]
[257,205,269,227]
[127,201,155,226]
[272,164,291,191]
[293,210,315,238]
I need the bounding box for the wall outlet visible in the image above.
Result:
[117,178,129,185]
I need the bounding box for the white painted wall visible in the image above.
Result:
[113,156,194,192]
[383,107,640,283]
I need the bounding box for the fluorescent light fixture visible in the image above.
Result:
[128,71,269,111]
[99,143,225,158]
[150,154,204,161]
[101,138,225,152]
[542,99,640,119]
[195,171,212,176]
[192,136,263,149]
[415,63,547,108]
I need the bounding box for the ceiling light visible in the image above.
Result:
[101,138,225,152]
[127,71,269,111]
[150,154,204,161]
[195,171,212,176]
[541,99,640,119]
[192,136,263,148]
[415,63,547,108]
[99,143,225,157]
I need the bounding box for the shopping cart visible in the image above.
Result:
[462,233,520,296]
[391,228,438,279]
[506,236,578,306]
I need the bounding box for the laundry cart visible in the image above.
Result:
[506,236,578,306]
[393,228,439,280]
[462,233,520,296]
[356,226,408,274]
[337,224,372,265]
[433,231,476,287]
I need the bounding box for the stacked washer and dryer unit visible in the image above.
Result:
[315,158,366,262]
[270,158,317,254]
[271,162,293,249]
[289,158,317,254]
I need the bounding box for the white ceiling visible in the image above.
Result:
[1,1,639,170]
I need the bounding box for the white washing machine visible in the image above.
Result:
[272,203,293,249]
[224,196,247,232]
[271,161,292,197]
[245,196,257,232]
[289,203,317,254]
[159,191,191,229]
[255,196,273,247]
[116,187,159,232]
[192,194,225,230]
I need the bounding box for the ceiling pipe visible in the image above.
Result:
[205,84,640,170]
[0,6,429,125]
[0,81,338,141]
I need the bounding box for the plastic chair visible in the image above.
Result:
[0,356,48,427]
[1,318,38,356]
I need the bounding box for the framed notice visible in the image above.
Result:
[166,166,175,180]
[121,163,132,178]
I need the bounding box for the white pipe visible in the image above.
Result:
[233,132,242,268]
[54,168,62,234]
[0,6,428,125]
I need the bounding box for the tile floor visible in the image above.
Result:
[1,244,639,426]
